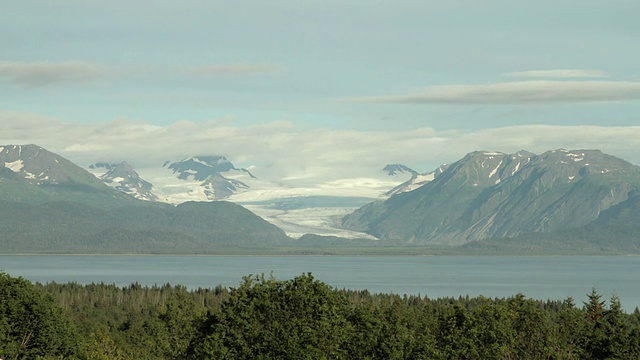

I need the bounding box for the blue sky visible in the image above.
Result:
[1,0,639,183]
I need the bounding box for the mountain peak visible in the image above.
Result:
[104,165,156,201]
[167,155,237,180]
[161,154,257,201]
[383,164,418,176]
[0,144,139,207]
[1,144,107,188]
[89,161,157,201]
[384,162,452,197]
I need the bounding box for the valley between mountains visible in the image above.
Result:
[1,144,639,254]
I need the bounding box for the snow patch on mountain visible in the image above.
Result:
[489,160,502,178]
[512,162,521,175]
[24,172,37,179]
[4,159,24,172]
[192,157,210,166]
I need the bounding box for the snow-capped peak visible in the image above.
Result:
[383,164,418,176]
[0,144,109,188]
[89,161,157,201]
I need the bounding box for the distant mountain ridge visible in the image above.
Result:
[166,155,256,181]
[344,149,640,245]
[88,156,260,202]
[164,156,256,200]
[90,161,157,201]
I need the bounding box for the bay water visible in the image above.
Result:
[1,255,639,311]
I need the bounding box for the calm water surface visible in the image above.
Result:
[1,255,639,310]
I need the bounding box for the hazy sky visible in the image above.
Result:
[1,1,639,183]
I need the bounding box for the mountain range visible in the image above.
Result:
[343,149,640,247]
[2,144,640,254]
[0,144,289,253]
[89,156,259,203]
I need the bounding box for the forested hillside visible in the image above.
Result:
[2,272,639,359]
[0,200,291,253]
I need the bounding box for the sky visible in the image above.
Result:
[1,0,639,186]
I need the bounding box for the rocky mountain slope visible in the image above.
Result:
[343,149,640,245]
[1,144,110,189]
[1,144,136,206]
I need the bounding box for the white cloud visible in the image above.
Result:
[0,61,105,87]
[346,80,640,105]
[505,69,606,79]
[1,111,639,188]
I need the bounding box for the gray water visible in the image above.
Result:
[1,255,639,311]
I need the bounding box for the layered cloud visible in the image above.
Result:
[1,111,639,187]
[347,80,640,105]
[0,61,105,87]
[0,61,282,88]
[505,69,606,79]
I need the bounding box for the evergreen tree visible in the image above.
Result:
[603,295,631,359]
[583,288,609,359]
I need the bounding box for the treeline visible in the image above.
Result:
[1,272,640,359]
